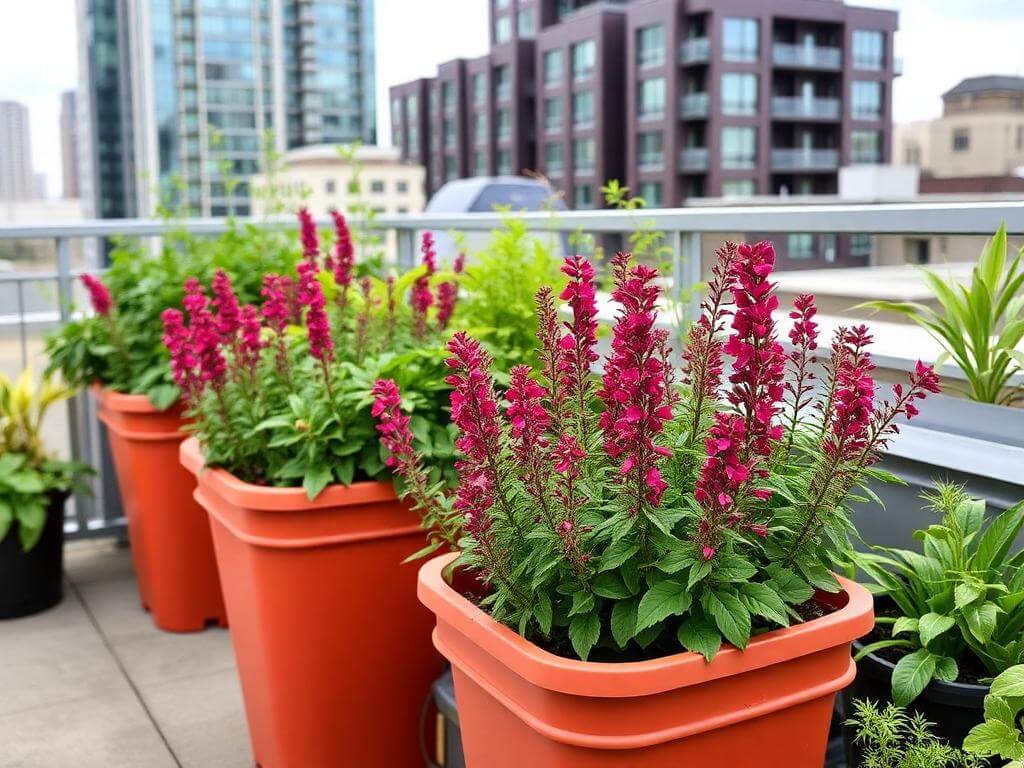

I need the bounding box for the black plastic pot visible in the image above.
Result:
[430,669,465,768]
[840,640,987,763]
[0,491,67,619]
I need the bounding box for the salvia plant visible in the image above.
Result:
[846,698,982,768]
[963,664,1024,766]
[854,483,1024,706]
[373,242,941,661]
[163,210,459,499]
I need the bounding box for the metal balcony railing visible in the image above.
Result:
[679,37,710,65]
[771,96,840,120]
[679,147,709,171]
[679,92,709,119]
[772,42,842,70]
[770,148,840,170]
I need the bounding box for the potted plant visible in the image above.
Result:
[46,221,297,632]
[964,664,1024,764]
[171,218,460,768]
[372,243,941,766]
[0,369,90,619]
[845,483,1024,755]
[845,698,979,766]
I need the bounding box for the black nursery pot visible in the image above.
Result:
[840,640,988,763]
[0,491,68,619]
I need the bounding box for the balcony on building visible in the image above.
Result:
[679,37,710,65]
[771,95,841,120]
[679,92,709,119]
[679,146,709,172]
[771,42,842,70]
[770,147,839,171]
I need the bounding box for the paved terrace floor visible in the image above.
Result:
[1,540,250,768]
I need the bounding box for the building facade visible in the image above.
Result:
[0,101,36,201]
[61,91,81,199]
[391,0,897,210]
[77,0,376,219]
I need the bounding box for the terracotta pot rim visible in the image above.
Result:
[93,385,172,413]
[180,436,398,513]
[419,552,874,699]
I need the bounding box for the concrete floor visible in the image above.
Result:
[0,539,251,768]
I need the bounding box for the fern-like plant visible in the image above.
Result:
[846,698,982,768]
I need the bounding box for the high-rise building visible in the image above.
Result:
[391,0,898,207]
[61,91,81,199]
[0,101,36,201]
[77,0,376,219]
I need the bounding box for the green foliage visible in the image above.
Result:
[451,213,565,375]
[964,664,1024,766]
[861,224,1024,405]
[853,483,1024,705]
[846,698,982,767]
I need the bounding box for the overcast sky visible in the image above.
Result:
[1,0,1022,199]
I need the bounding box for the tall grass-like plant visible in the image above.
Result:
[846,699,982,768]
[863,225,1024,405]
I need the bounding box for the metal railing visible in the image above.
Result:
[772,42,842,69]
[679,92,709,119]
[771,148,840,170]
[679,147,710,171]
[679,37,710,65]
[3,201,1024,539]
[771,96,841,120]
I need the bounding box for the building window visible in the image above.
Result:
[544,142,563,175]
[472,73,487,106]
[636,25,665,69]
[474,113,488,143]
[787,233,815,260]
[496,108,511,140]
[442,82,455,113]
[445,155,457,180]
[721,73,758,116]
[474,150,489,175]
[325,179,336,195]
[396,180,409,194]
[851,130,882,163]
[852,30,884,70]
[495,15,511,43]
[517,8,535,37]
[637,77,666,119]
[638,181,662,207]
[723,17,759,62]
[852,81,882,120]
[443,118,456,149]
[850,233,873,257]
[637,131,663,170]
[496,149,512,174]
[571,40,596,82]
[406,94,418,119]
[721,126,757,169]
[722,179,756,198]
[573,183,593,209]
[572,90,594,128]
[543,49,563,87]
[369,180,385,194]
[543,97,562,132]
[494,65,510,102]
[573,138,595,174]
[952,128,970,152]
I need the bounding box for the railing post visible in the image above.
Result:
[672,230,703,324]
[396,227,415,271]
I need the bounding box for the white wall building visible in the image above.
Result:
[0,101,36,201]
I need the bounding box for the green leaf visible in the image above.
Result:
[598,538,639,573]
[592,572,633,600]
[892,617,920,637]
[918,612,956,647]
[891,648,937,707]
[5,472,45,495]
[146,384,180,411]
[955,582,984,609]
[854,639,914,661]
[636,580,691,632]
[16,500,47,551]
[677,618,722,662]
[569,611,601,661]
[0,499,12,543]
[687,559,712,590]
[766,566,814,604]
[569,590,595,617]
[738,582,789,627]
[610,597,639,648]
[302,464,332,499]
[656,548,694,575]
[963,720,1024,760]
[533,592,553,636]
[991,665,1024,698]
[933,655,958,683]
[963,602,999,644]
[712,553,757,583]
[702,590,752,650]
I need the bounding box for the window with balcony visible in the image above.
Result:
[721,73,758,116]
[637,131,663,170]
[496,149,512,174]
[445,156,457,180]
[572,90,594,128]
[544,142,563,175]
[474,149,489,175]
[852,81,882,120]
[721,126,757,169]
[495,0,509,8]
[638,181,662,206]
[573,183,593,209]
[443,118,456,149]
[636,25,665,69]
[723,17,759,62]
[442,82,455,113]
[722,179,756,198]
[473,73,487,106]
[495,15,511,43]
[638,77,666,119]
[474,113,488,143]
[494,65,510,102]
[573,138,596,173]
[406,94,418,119]
[953,128,970,152]
[851,129,882,163]
[496,108,511,140]
[787,233,815,259]
[517,8,535,37]
[852,30,884,70]
[571,40,596,81]
[543,97,562,132]
[543,49,563,87]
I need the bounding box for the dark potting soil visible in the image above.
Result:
[858,605,991,686]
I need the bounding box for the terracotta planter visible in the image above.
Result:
[180,437,442,768]
[418,553,874,768]
[95,388,226,631]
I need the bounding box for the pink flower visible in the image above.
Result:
[182,278,226,388]
[682,242,741,403]
[506,365,551,458]
[552,432,585,477]
[597,253,673,515]
[453,252,466,274]
[436,281,458,330]
[161,308,198,401]
[782,293,820,451]
[238,304,263,372]
[298,207,319,264]
[371,379,415,470]
[411,232,436,337]
[260,274,290,334]
[297,262,333,363]
[211,269,241,340]
[80,274,112,316]
[421,231,438,275]
[558,256,599,439]
[788,293,819,351]
[329,210,355,295]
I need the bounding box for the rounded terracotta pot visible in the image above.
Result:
[180,437,442,768]
[95,387,226,632]
[418,553,874,768]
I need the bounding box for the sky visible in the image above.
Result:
[0,0,1022,199]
